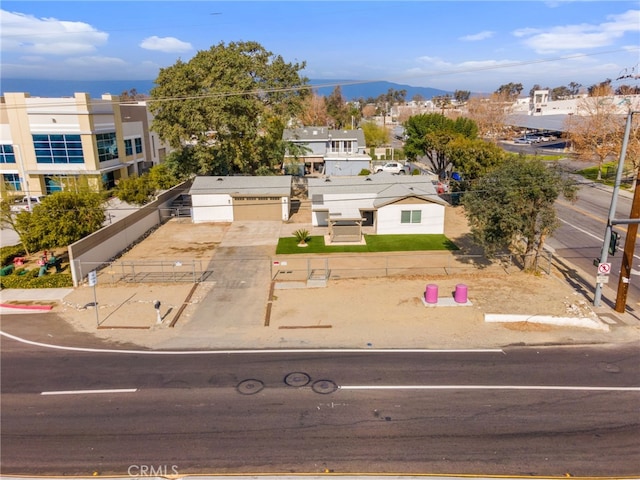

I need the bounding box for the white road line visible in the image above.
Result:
[340,385,640,392]
[41,388,137,396]
[0,331,503,355]
[559,218,640,261]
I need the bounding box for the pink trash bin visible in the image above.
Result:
[425,284,438,304]
[454,284,468,303]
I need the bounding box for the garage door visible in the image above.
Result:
[233,196,284,220]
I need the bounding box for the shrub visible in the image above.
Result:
[0,245,26,267]
[0,272,73,289]
[412,169,421,175]
[359,169,371,176]
[293,228,311,244]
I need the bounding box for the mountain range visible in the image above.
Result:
[1,78,451,101]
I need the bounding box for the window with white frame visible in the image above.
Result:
[400,210,422,224]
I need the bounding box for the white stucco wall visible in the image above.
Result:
[191,194,233,223]
[376,203,445,234]
[311,193,373,226]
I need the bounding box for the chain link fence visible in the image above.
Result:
[75,259,212,285]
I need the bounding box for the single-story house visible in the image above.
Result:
[308,174,448,241]
[189,175,292,223]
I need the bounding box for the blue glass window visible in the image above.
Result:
[0,145,16,163]
[3,173,21,191]
[96,132,118,162]
[32,134,85,164]
[134,137,143,154]
[125,139,133,156]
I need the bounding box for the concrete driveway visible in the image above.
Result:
[163,221,283,348]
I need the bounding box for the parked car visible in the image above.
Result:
[375,162,409,175]
[10,195,45,213]
[513,137,533,144]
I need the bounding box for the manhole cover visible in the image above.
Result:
[312,379,338,394]
[285,372,311,387]
[236,379,265,395]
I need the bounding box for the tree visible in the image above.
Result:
[587,79,613,96]
[115,164,180,206]
[149,41,308,176]
[445,137,506,188]
[432,94,452,113]
[0,199,32,255]
[549,85,572,100]
[565,88,624,180]
[326,86,349,129]
[454,90,471,104]
[403,113,478,176]
[462,157,577,271]
[298,93,330,126]
[494,82,523,101]
[465,91,514,140]
[361,122,389,148]
[14,191,105,252]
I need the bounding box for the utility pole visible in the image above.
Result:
[614,167,640,312]
[593,111,638,308]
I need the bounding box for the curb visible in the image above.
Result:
[0,303,53,311]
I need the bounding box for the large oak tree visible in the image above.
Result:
[149,41,309,175]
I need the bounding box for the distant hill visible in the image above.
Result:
[1,78,451,100]
[309,79,451,101]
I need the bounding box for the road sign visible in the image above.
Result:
[596,274,610,284]
[597,263,612,275]
[88,270,97,286]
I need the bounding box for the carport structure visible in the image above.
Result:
[328,208,363,243]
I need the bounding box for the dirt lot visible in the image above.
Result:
[120,208,600,321]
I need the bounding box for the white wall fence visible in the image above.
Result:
[68,181,192,287]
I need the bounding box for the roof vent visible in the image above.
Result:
[365,177,372,181]
[217,177,224,181]
[325,178,331,182]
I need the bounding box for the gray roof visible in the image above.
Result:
[283,127,366,144]
[189,175,292,196]
[308,174,448,210]
[505,114,572,132]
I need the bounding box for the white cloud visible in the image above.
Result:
[139,36,192,53]
[0,9,108,55]
[459,31,495,42]
[64,56,128,68]
[514,9,640,53]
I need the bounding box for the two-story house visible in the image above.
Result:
[282,127,371,176]
[0,92,170,197]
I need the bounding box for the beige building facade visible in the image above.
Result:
[0,92,169,197]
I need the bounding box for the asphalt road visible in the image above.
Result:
[549,177,640,316]
[2,335,639,477]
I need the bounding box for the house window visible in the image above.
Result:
[33,134,84,164]
[124,139,133,156]
[401,210,422,224]
[96,132,118,162]
[330,140,354,153]
[134,137,143,154]
[3,173,21,191]
[0,145,16,163]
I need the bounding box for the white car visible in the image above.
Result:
[10,195,44,213]
[375,162,409,175]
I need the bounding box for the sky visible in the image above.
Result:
[1,1,639,94]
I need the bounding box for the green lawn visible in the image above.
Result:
[276,234,459,254]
